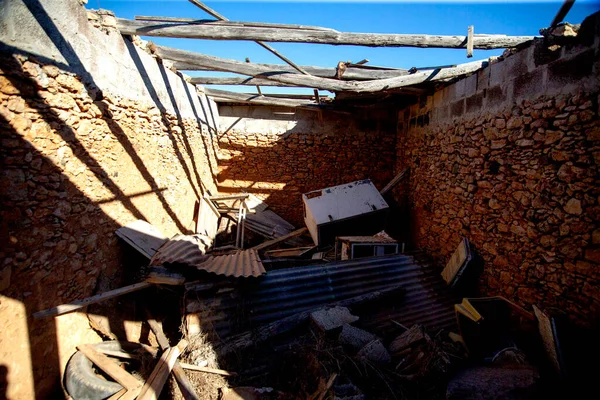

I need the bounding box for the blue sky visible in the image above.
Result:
[91,1,600,94]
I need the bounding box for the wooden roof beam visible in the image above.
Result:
[203,88,319,108]
[118,18,535,49]
[155,44,490,93]
[179,63,409,81]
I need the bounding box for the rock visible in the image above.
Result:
[446,366,539,400]
[356,339,391,364]
[310,307,358,332]
[388,324,426,355]
[338,324,378,353]
[564,198,582,215]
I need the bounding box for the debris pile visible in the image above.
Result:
[30,178,600,399]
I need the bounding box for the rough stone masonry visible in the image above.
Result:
[397,12,600,326]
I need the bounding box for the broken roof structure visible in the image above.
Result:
[1,0,599,399]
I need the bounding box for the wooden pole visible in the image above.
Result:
[156,45,490,93]
[203,88,318,108]
[186,0,311,76]
[134,15,338,32]
[550,0,576,28]
[118,18,535,49]
[146,311,200,400]
[467,26,474,58]
[33,282,153,319]
[182,63,410,81]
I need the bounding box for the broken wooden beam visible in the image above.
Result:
[380,169,408,195]
[118,18,535,49]
[33,282,153,319]
[187,0,311,76]
[181,62,409,81]
[138,339,188,400]
[252,227,308,251]
[146,311,200,400]
[191,76,302,87]
[204,88,318,108]
[77,344,142,391]
[156,45,490,93]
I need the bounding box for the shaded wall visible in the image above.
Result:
[217,105,398,226]
[0,0,219,397]
[397,13,600,326]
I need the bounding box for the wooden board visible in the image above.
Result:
[138,340,187,400]
[252,227,308,251]
[118,18,534,49]
[77,344,142,390]
[196,196,220,240]
[33,282,153,319]
[179,363,236,376]
[116,220,168,259]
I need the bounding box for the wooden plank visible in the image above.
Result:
[137,340,188,400]
[134,15,337,32]
[144,267,186,285]
[33,282,153,319]
[467,26,474,58]
[191,76,295,87]
[179,363,237,376]
[182,63,409,81]
[156,45,491,93]
[115,220,168,259]
[204,88,318,107]
[118,18,535,49]
[187,0,311,76]
[196,196,220,239]
[77,344,142,390]
[550,0,576,28]
[146,311,201,400]
[252,227,308,251]
[380,169,408,195]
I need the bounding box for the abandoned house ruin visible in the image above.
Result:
[1,0,599,399]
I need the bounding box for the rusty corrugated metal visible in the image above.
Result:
[197,249,266,278]
[151,235,264,278]
[188,253,458,338]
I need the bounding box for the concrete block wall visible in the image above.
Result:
[397,12,600,327]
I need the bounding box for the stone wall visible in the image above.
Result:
[217,105,397,226]
[397,14,600,326]
[0,1,219,398]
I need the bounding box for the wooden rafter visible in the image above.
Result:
[203,88,319,108]
[156,45,490,93]
[181,63,409,81]
[118,18,535,49]
[186,0,311,76]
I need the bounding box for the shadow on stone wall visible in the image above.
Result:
[0,1,219,396]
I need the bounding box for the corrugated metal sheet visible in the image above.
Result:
[197,249,266,278]
[189,253,457,338]
[151,234,211,267]
[151,235,264,278]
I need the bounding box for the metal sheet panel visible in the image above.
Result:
[197,249,266,278]
[190,253,457,338]
[151,234,211,267]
